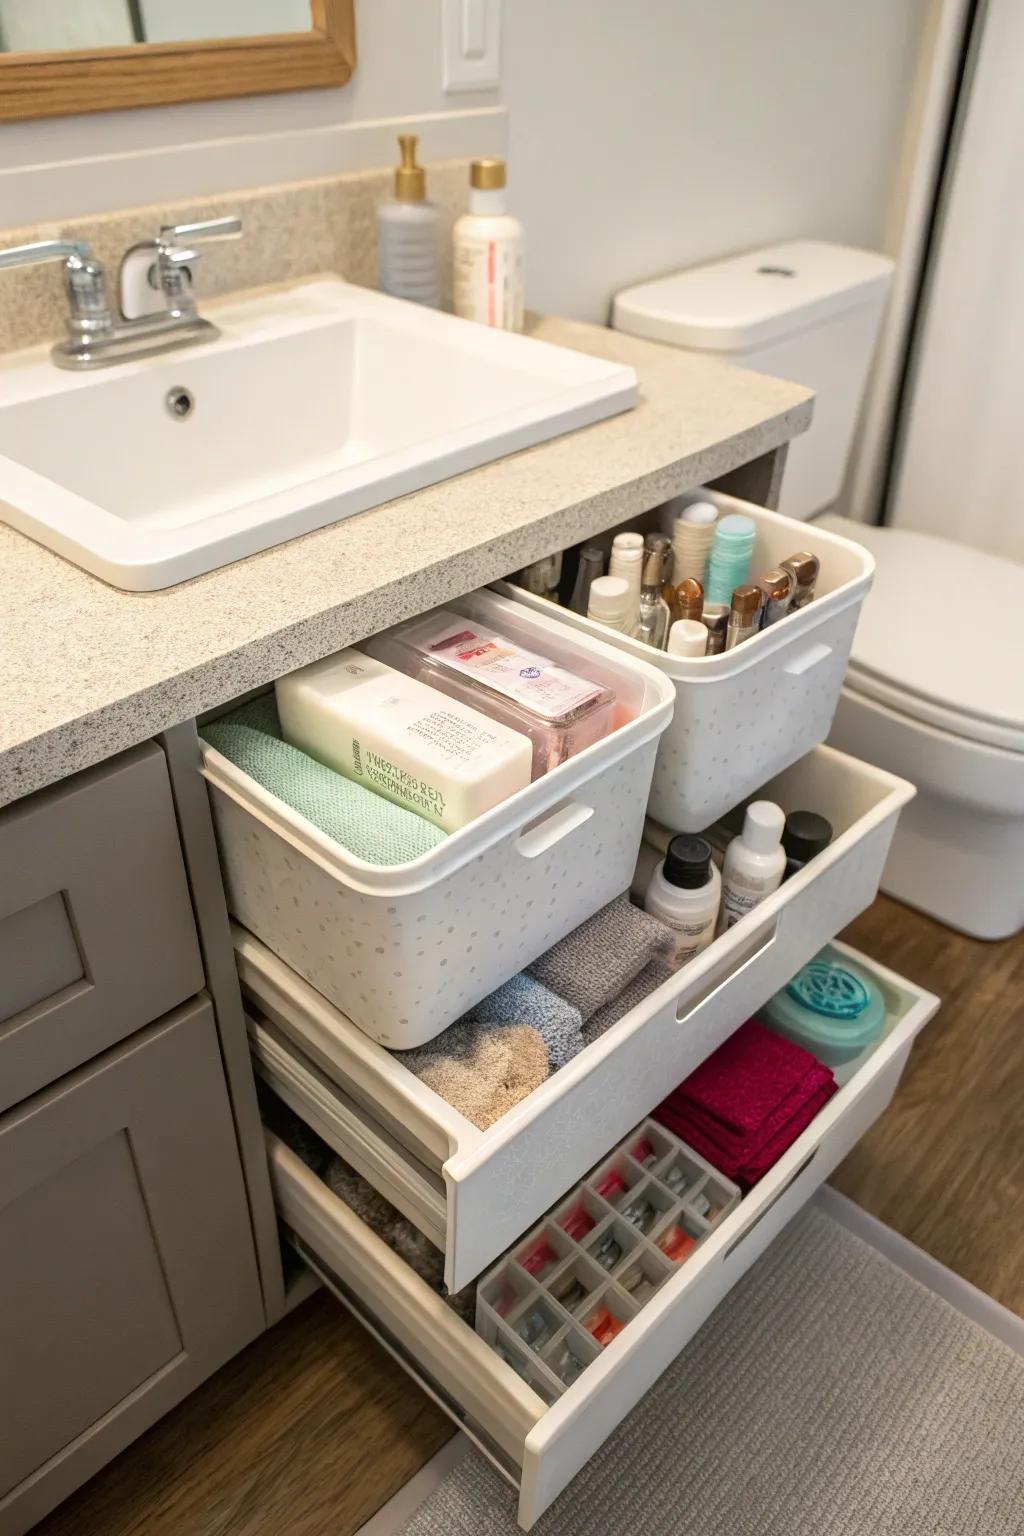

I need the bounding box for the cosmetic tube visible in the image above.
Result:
[756,567,795,627]
[636,548,671,650]
[569,544,605,615]
[517,552,562,602]
[702,603,729,655]
[671,577,704,626]
[779,552,820,609]
[725,585,762,650]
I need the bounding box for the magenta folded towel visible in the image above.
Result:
[654,1018,836,1188]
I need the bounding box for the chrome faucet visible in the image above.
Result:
[0,215,242,370]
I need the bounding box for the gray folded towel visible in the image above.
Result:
[527,893,677,1022]
[582,959,675,1045]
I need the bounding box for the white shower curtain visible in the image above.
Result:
[888,0,1024,564]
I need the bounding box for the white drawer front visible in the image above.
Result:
[243,742,914,1292]
[267,944,938,1530]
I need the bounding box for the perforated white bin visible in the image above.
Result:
[201,589,675,1048]
[500,488,874,831]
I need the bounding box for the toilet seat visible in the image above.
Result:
[818,516,1024,755]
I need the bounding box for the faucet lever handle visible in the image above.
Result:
[158,216,242,247]
[0,238,92,271]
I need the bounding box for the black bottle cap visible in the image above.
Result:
[782,810,833,864]
[663,834,713,889]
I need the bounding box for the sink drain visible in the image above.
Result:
[165,386,195,420]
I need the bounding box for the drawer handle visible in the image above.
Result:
[514,800,594,859]
[723,1148,819,1258]
[783,641,832,677]
[676,914,781,1024]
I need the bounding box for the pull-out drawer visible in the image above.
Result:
[243,743,913,1292]
[267,945,938,1530]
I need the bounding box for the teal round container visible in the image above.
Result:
[761,948,887,1083]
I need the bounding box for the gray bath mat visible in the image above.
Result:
[400,1205,1024,1536]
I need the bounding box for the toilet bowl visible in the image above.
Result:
[818,516,1024,939]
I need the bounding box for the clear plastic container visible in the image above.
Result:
[365,608,616,777]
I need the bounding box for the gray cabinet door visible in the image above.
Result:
[0,996,264,1535]
[0,742,204,1112]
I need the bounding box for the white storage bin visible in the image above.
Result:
[498,487,874,830]
[242,742,914,1292]
[201,588,674,1049]
[265,942,938,1530]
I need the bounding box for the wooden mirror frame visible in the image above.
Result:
[0,0,355,122]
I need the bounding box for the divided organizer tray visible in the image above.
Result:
[201,587,674,1048]
[476,1119,740,1400]
[498,486,874,830]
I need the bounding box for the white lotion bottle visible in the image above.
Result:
[378,134,441,308]
[453,158,524,332]
[644,835,721,968]
[718,801,786,932]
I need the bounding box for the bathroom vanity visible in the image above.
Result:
[0,307,934,1533]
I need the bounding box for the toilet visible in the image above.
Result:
[614,239,1024,939]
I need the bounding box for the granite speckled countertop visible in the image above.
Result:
[0,300,813,809]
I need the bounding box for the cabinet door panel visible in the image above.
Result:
[0,997,263,1534]
[0,743,204,1111]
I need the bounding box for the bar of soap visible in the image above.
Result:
[275,648,532,834]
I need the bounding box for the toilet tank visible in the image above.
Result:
[612,240,894,521]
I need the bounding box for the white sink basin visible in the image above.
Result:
[0,278,636,590]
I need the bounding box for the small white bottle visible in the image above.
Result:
[586,574,631,633]
[453,158,524,332]
[608,531,644,632]
[666,619,709,657]
[378,134,441,308]
[718,801,786,932]
[644,835,721,968]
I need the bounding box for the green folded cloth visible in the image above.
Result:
[201,693,447,866]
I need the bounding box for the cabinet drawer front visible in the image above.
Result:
[243,742,914,1292]
[267,945,938,1531]
[0,996,263,1532]
[0,742,203,1110]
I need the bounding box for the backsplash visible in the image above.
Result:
[0,159,471,355]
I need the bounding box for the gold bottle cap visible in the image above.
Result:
[470,157,507,191]
[395,134,426,201]
[757,568,793,602]
[675,577,704,619]
[780,552,820,586]
[731,584,762,617]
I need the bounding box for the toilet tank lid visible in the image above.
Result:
[818,516,1024,750]
[612,240,894,353]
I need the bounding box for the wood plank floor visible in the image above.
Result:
[37,894,1024,1536]
[833,894,1024,1315]
[33,1290,454,1536]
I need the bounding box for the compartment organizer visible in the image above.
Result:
[499,487,875,830]
[242,741,913,1291]
[201,587,674,1049]
[476,1119,740,1398]
[265,943,939,1530]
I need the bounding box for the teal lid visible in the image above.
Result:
[762,948,887,1065]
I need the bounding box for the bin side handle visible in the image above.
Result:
[783,641,832,677]
[514,800,594,859]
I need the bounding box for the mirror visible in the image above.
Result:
[0,3,315,51]
[0,0,354,120]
